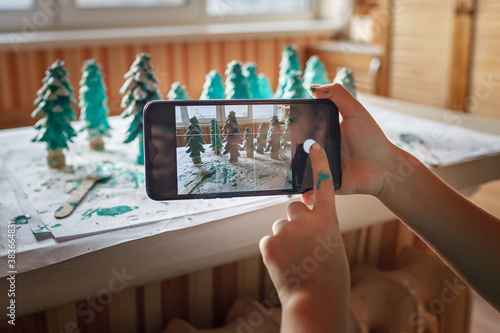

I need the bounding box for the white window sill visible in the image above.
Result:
[0,19,342,51]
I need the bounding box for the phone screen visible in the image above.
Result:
[144,99,340,200]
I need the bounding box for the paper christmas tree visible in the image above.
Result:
[225,60,251,99]
[167,82,190,100]
[266,116,282,160]
[243,62,262,99]
[254,122,267,154]
[32,60,77,168]
[242,127,255,158]
[210,119,223,155]
[282,70,308,99]
[274,45,301,98]
[79,59,111,151]
[281,114,291,149]
[258,74,273,99]
[185,116,206,164]
[222,110,243,163]
[120,53,162,164]
[334,67,357,99]
[200,70,225,99]
[303,55,330,94]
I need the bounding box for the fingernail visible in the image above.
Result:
[311,142,321,151]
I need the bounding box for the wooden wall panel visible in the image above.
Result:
[389,0,455,108]
[470,1,500,119]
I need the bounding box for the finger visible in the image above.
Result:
[287,201,310,220]
[308,83,367,119]
[308,142,335,210]
[272,218,289,235]
[301,190,314,206]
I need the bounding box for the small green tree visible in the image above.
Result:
[120,53,162,164]
[303,55,329,95]
[200,70,225,99]
[243,62,262,99]
[242,127,254,158]
[167,82,190,100]
[274,45,301,98]
[266,116,282,160]
[254,122,267,154]
[185,116,206,164]
[225,60,250,99]
[210,119,223,155]
[334,67,357,99]
[79,59,111,150]
[282,70,308,99]
[258,74,273,99]
[32,60,77,168]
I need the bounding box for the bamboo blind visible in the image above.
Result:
[470,0,500,119]
[0,36,328,130]
[389,0,455,108]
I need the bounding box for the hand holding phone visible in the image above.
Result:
[143,99,341,200]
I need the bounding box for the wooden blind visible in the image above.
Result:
[470,0,500,119]
[389,0,455,108]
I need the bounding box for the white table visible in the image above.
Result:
[1,94,500,316]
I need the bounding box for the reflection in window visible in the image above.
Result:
[75,0,186,9]
[225,105,248,118]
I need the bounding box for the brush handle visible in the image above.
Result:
[54,178,97,219]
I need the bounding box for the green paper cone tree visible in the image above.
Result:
[303,55,330,96]
[225,61,250,99]
[281,113,291,149]
[274,45,301,98]
[258,74,273,99]
[167,82,190,100]
[120,53,162,164]
[282,70,308,99]
[242,127,254,158]
[79,59,111,151]
[254,122,267,154]
[334,67,357,99]
[243,62,262,99]
[210,119,223,155]
[200,70,225,99]
[222,110,243,163]
[32,59,77,168]
[185,116,206,165]
[266,116,282,160]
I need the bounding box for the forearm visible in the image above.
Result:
[379,149,500,310]
[281,292,349,333]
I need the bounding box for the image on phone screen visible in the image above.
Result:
[144,99,340,200]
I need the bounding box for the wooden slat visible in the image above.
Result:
[212,262,238,327]
[237,256,261,301]
[161,275,189,327]
[188,268,214,329]
[143,281,162,333]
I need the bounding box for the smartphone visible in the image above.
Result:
[143,99,341,200]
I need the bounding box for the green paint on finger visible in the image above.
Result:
[323,90,330,94]
[316,171,331,190]
[309,86,317,93]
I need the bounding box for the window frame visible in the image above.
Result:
[0,0,321,32]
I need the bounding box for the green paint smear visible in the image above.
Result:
[82,205,137,219]
[309,86,317,93]
[316,171,331,190]
[323,90,330,94]
[12,214,31,224]
[51,223,62,228]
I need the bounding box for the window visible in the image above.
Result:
[252,104,275,120]
[74,0,186,9]
[0,0,319,32]
[0,0,34,10]
[206,0,311,17]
